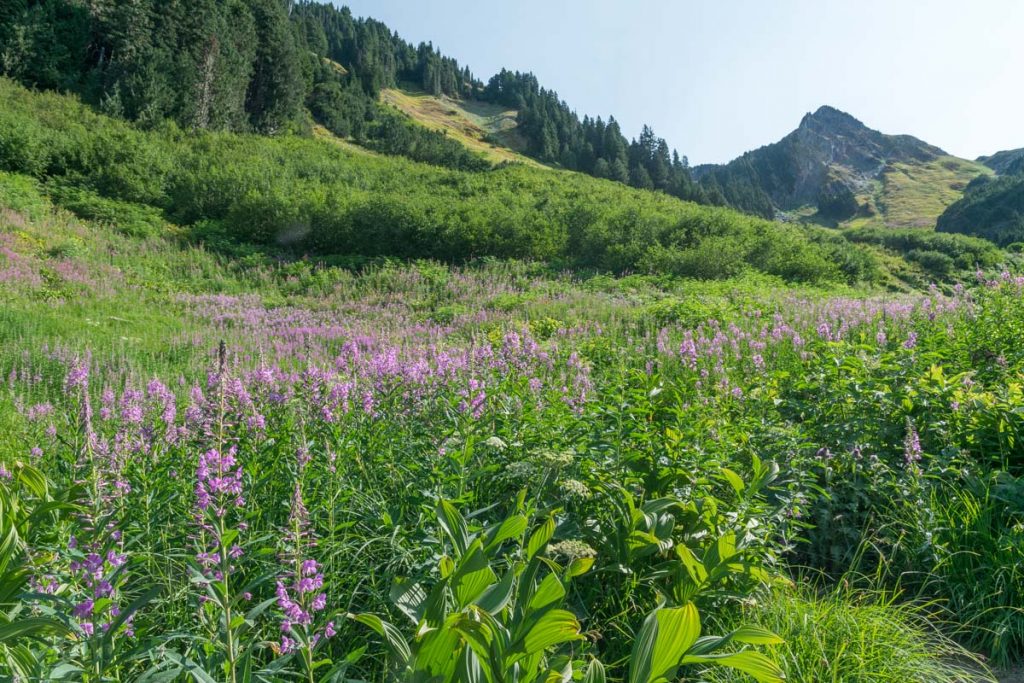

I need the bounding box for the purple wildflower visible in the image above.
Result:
[903,420,923,466]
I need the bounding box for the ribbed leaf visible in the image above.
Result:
[527,573,565,612]
[413,624,463,680]
[438,499,471,557]
[0,617,71,643]
[509,608,580,660]
[728,625,784,646]
[582,658,606,683]
[476,567,516,615]
[350,613,412,665]
[566,557,594,578]
[526,517,554,560]
[391,578,427,624]
[720,468,745,495]
[680,651,785,682]
[628,604,701,683]
[484,514,527,554]
[452,543,497,609]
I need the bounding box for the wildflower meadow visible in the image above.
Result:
[1,81,1023,682]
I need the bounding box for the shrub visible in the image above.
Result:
[907,248,955,276]
[49,183,167,238]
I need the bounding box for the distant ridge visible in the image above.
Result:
[692,106,950,220]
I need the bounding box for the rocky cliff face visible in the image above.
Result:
[695,106,946,217]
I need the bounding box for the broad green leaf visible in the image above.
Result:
[681,651,785,682]
[566,557,595,578]
[452,543,498,608]
[527,517,555,560]
[728,625,784,646]
[704,532,738,570]
[221,529,239,548]
[509,608,581,660]
[438,499,471,557]
[582,658,606,683]
[391,578,427,624]
[350,613,412,665]
[49,664,84,680]
[527,573,566,612]
[675,545,707,585]
[484,514,528,554]
[476,567,516,614]
[455,642,486,683]
[0,617,72,643]
[412,624,463,680]
[628,604,701,683]
[720,468,745,495]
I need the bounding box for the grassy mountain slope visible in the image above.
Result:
[380,87,542,166]
[366,92,991,236]
[836,155,993,229]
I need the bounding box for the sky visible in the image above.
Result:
[336,0,1024,165]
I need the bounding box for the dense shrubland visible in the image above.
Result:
[0,79,1002,291]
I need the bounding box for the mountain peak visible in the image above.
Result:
[696,105,950,219]
[799,105,864,130]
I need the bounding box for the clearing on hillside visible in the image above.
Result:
[380,87,546,167]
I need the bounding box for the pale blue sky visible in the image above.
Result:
[337,0,1024,165]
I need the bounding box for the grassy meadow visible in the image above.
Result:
[1,81,1023,682]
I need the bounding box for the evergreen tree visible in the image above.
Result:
[245,0,303,133]
[630,165,654,190]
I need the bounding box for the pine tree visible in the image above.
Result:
[630,165,654,190]
[246,0,303,133]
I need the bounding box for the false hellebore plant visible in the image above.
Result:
[351,497,785,683]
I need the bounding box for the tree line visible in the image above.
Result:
[1,1,723,204]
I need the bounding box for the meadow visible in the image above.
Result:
[1,168,1023,682]
[2,81,1024,682]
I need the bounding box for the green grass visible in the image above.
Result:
[800,155,992,232]
[380,87,542,166]
[877,156,993,228]
[706,586,995,683]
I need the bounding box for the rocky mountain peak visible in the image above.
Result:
[798,105,865,132]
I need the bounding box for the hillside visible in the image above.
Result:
[980,147,1024,175]
[0,80,1004,291]
[695,106,990,227]
[0,1,709,205]
[937,147,1024,246]
[379,87,543,166]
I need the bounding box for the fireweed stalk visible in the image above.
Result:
[64,357,134,680]
[275,421,337,681]
[275,481,336,681]
[193,344,248,683]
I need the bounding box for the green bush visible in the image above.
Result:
[0,77,883,286]
[907,248,955,276]
[844,226,1002,275]
[0,171,50,220]
[0,112,51,177]
[49,183,167,238]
